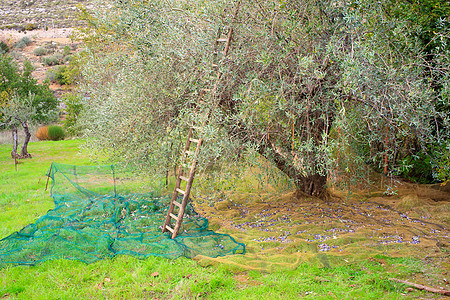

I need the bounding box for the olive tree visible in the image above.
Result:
[77,0,446,196]
[0,55,58,158]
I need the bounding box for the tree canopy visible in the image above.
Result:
[0,54,58,158]
[75,0,450,195]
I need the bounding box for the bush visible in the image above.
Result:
[45,69,56,82]
[35,126,49,140]
[14,40,27,50]
[24,23,37,31]
[33,47,47,56]
[47,125,65,141]
[63,55,73,63]
[21,36,32,45]
[434,141,450,183]
[55,66,70,85]
[0,41,9,54]
[63,93,83,136]
[14,37,32,49]
[63,45,71,56]
[42,55,61,66]
[9,51,22,60]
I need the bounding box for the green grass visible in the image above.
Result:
[0,140,444,299]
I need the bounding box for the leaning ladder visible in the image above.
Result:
[162,28,234,239]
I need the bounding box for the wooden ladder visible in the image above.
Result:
[162,28,234,239]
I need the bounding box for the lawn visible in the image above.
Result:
[0,140,447,299]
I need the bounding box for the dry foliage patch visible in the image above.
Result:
[193,181,449,273]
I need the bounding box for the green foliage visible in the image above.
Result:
[63,93,83,136]
[76,0,448,194]
[398,151,434,184]
[44,69,56,82]
[63,45,71,56]
[386,0,450,53]
[23,23,37,31]
[54,66,70,85]
[0,55,58,125]
[63,55,73,63]
[1,93,36,129]
[0,41,9,54]
[46,57,80,86]
[47,125,65,141]
[32,47,46,56]
[13,37,32,50]
[433,141,450,183]
[42,54,62,66]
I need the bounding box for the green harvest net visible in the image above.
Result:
[0,163,245,268]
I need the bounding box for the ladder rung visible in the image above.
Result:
[189,138,199,143]
[173,201,182,208]
[212,64,219,67]
[217,38,228,42]
[176,188,186,195]
[180,175,189,181]
[170,213,178,220]
[202,88,211,92]
[165,225,174,233]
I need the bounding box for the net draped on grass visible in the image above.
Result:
[0,163,245,268]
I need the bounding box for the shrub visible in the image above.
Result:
[33,47,47,56]
[14,40,27,50]
[0,41,9,54]
[47,125,65,141]
[63,45,71,56]
[55,66,69,85]
[45,69,56,82]
[63,93,83,136]
[63,55,73,63]
[35,126,49,140]
[42,55,61,66]
[9,51,22,60]
[14,37,32,49]
[24,23,37,31]
[21,36,32,45]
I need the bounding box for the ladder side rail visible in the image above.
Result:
[172,156,201,238]
[163,128,194,233]
[162,174,183,232]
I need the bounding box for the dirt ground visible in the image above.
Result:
[1,28,75,79]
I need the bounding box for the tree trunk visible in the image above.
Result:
[226,120,329,197]
[11,125,19,159]
[257,140,327,197]
[19,119,32,158]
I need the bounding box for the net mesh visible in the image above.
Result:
[0,163,245,268]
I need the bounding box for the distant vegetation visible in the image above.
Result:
[0,0,91,30]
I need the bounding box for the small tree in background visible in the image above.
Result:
[0,55,58,158]
[1,93,36,158]
[75,0,449,197]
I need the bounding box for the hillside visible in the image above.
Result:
[0,0,90,30]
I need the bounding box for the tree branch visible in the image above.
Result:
[389,278,450,296]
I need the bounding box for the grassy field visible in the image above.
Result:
[0,140,446,299]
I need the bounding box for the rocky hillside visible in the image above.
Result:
[0,0,91,30]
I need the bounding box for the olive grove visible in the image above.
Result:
[75,0,449,196]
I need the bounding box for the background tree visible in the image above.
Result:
[1,93,36,158]
[76,0,447,197]
[0,55,58,158]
